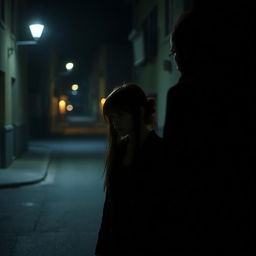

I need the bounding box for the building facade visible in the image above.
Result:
[0,0,29,168]
[128,0,193,135]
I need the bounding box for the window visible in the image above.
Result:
[143,6,158,61]
[165,0,173,37]
[0,71,5,126]
[10,0,15,33]
[128,6,158,66]
[0,0,5,22]
[128,29,146,66]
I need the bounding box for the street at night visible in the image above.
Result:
[0,137,107,255]
[1,0,255,253]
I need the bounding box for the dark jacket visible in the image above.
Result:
[163,76,254,251]
[163,76,219,250]
[95,131,169,255]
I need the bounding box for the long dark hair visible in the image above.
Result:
[102,83,155,191]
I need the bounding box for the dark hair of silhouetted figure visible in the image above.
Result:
[102,83,155,191]
[170,10,216,76]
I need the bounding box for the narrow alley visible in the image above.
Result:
[1,0,254,253]
[0,137,107,256]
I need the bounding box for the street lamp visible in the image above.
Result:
[16,23,45,45]
[71,84,79,91]
[65,62,74,71]
[8,23,45,57]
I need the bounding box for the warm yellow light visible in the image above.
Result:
[59,100,66,107]
[71,84,79,91]
[66,62,74,71]
[101,98,106,106]
[66,104,73,111]
[59,100,66,114]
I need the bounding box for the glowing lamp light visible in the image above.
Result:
[59,100,66,114]
[71,84,79,91]
[101,98,106,106]
[66,104,74,112]
[66,62,74,71]
[29,24,44,40]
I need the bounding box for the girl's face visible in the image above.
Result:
[109,111,134,137]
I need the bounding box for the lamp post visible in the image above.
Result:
[8,23,45,58]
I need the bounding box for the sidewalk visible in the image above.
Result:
[0,144,51,189]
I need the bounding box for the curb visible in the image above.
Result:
[0,145,51,189]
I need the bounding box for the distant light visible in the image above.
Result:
[59,100,66,114]
[29,24,44,40]
[71,91,78,96]
[59,100,66,106]
[66,62,74,71]
[66,104,73,111]
[101,98,106,106]
[71,84,79,91]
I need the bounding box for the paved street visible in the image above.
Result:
[0,137,107,256]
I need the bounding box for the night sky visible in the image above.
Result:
[24,0,132,70]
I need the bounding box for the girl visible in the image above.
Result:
[95,83,168,255]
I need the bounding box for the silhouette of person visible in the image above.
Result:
[164,10,230,251]
[164,9,255,252]
[95,83,168,255]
